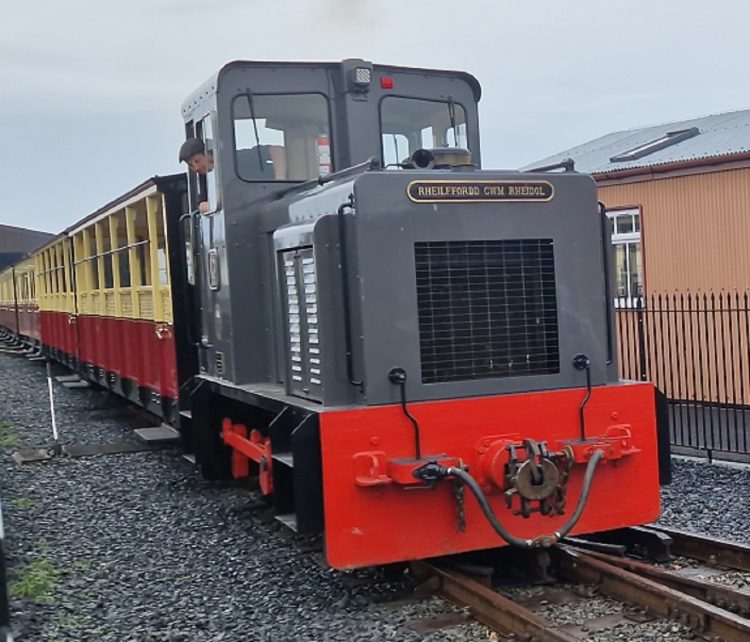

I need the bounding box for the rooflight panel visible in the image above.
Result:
[610,127,700,163]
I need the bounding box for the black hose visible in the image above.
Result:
[553,450,604,540]
[447,449,604,548]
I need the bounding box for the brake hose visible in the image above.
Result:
[416,449,604,548]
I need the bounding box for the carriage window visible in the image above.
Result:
[381,97,468,168]
[100,226,114,289]
[232,93,331,182]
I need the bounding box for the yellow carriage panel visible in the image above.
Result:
[72,188,174,323]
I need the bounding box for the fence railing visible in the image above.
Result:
[616,292,750,461]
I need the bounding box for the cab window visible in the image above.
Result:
[195,115,219,213]
[380,97,468,168]
[232,93,332,182]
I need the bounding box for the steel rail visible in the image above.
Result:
[410,561,579,642]
[571,547,750,617]
[643,525,750,572]
[552,545,750,642]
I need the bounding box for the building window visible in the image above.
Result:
[608,208,643,304]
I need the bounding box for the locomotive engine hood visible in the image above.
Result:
[270,167,614,408]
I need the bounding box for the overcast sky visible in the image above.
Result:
[2,0,749,233]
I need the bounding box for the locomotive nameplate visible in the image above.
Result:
[407,180,554,203]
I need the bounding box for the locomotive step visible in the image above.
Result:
[272,452,294,467]
[178,410,192,431]
[133,424,181,444]
[61,380,90,389]
[181,453,197,464]
[274,513,298,532]
[55,374,81,382]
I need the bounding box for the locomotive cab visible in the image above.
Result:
[180,59,482,387]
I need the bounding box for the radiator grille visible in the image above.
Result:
[415,240,559,384]
[281,247,322,401]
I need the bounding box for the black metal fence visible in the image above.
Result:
[616,292,750,463]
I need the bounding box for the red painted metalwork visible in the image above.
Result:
[353,453,459,487]
[222,418,273,494]
[471,425,640,494]
[0,305,17,334]
[156,323,178,399]
[0,303,41,341]
[40,310,77,356]
[561,425,640,464]
[18,304,40,342]
[52,313,177,402]
[77,314,94,366]
[319,382,660,569]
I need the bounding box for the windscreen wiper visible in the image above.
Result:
[447,96,458,146]
[245,88,264,173]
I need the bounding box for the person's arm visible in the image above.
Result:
[197,173,210,213]
[267,145,287,180]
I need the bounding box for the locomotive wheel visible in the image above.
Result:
[199,440,233,481]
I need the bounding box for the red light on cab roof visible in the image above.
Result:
[380,75,394,89]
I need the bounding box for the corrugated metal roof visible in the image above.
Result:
[523,108,750,175]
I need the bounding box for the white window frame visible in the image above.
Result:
[199,113,220,215]
[607,207,643,308]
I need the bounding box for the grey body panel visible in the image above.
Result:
[353,171,609,404]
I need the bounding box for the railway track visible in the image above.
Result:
[410,526,750,641]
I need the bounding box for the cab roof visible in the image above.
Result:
[181,58,482,118]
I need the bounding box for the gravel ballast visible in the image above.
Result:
[1,352,748,641]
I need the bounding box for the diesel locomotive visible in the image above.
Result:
[0,59,669,569]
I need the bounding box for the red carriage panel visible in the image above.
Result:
[17,304,40,342]
[0,306,17,333]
